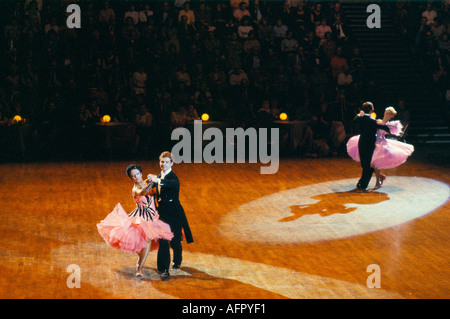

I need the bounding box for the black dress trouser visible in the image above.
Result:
[357,137,375,189]
[157,219,183,273]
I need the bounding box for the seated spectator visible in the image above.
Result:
[155,1,175,26]
[310,3,325,25]
[136,103,153,126]
[44,17,60,35]
[243,31,261,54]
[226,32,243,65]
[195,2,212,28]
[301,30,319,54]
[175,64,192,87]
[431,19,446,40]
[431,49,448,83]
[193,82,212,107]
[294,45,311,70]
[178,14,196,46]
[163,30,181,53]
[291,1,308,34]
[299,103,333,157]
[422,2,438,26]
[310,47,329,71]
[257,17,273,41]
[328,2,346,25]
[309,66,329,102]
[330,46,348,78]
[437,33,450,52]
[273,18,289,39]
[238,17,253,39]
[132,66,148,96]
[204,31,221,54]
[315,18,332,44]
[280,1,293,27]
[99,49,120,85]
[249,0,265,25]
[24,1,41,27]
[178,2,195,25]
[122,16,139,42]
[256,99,289,150]
[139,3,154,24]
[233,1,251,22]
[170,105,187,128]
[256,99,275,127]
[186,103,200,121]
[112,101,131,123]
[396,98,410,127]
[337,65,353,87]
[228,65,248,87]
[321,32,337,59]
[212,3,229,34]
[224,18,238,37]
[134,103,153,154]
[332,16,350,45]
[124,4,139,25]
[281,30,299,54]
[99,1,116,25]
[349,47,366,84]
[208,63,227,87]
[88,100,101,123]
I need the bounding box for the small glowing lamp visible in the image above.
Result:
[279,113,288,121]
[13,115,22,123]
[370,112,376,119]
[102,115,111,123]
[201,113,209,121]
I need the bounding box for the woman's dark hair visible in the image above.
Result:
[126,164,142,177]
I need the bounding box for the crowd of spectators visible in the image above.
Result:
[393,0,450,109]
[0,0,374,160]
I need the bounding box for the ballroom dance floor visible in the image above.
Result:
[0,149,448,300]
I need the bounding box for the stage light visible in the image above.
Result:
[13,115,22,123]
[279,113,288,121]
[201,113,209,121]
[102,115,111,123]
[370,112,376,119]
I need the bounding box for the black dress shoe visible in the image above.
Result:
[160,271,170,281]
[172,263,181,269]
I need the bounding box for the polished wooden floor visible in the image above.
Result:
[0,151,449,299]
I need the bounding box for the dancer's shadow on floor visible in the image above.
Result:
[118,266,288,299]
[279,189,389,222]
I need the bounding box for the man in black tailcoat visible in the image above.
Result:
[354,102,390,190]
[148,151,193,280]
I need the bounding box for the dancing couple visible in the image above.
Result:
[97,151,193,281]
[347,101,414,190]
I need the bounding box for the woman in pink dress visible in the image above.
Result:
[347,107,414,189]
[97,164,173,279]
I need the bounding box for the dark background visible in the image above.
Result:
[0,0,448,162]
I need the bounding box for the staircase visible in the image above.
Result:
[341,1,450,150]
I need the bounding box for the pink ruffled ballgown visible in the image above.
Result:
[97,195,173,254]
[347,120,414,169]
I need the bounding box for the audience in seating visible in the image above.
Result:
[0,0,380,160]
